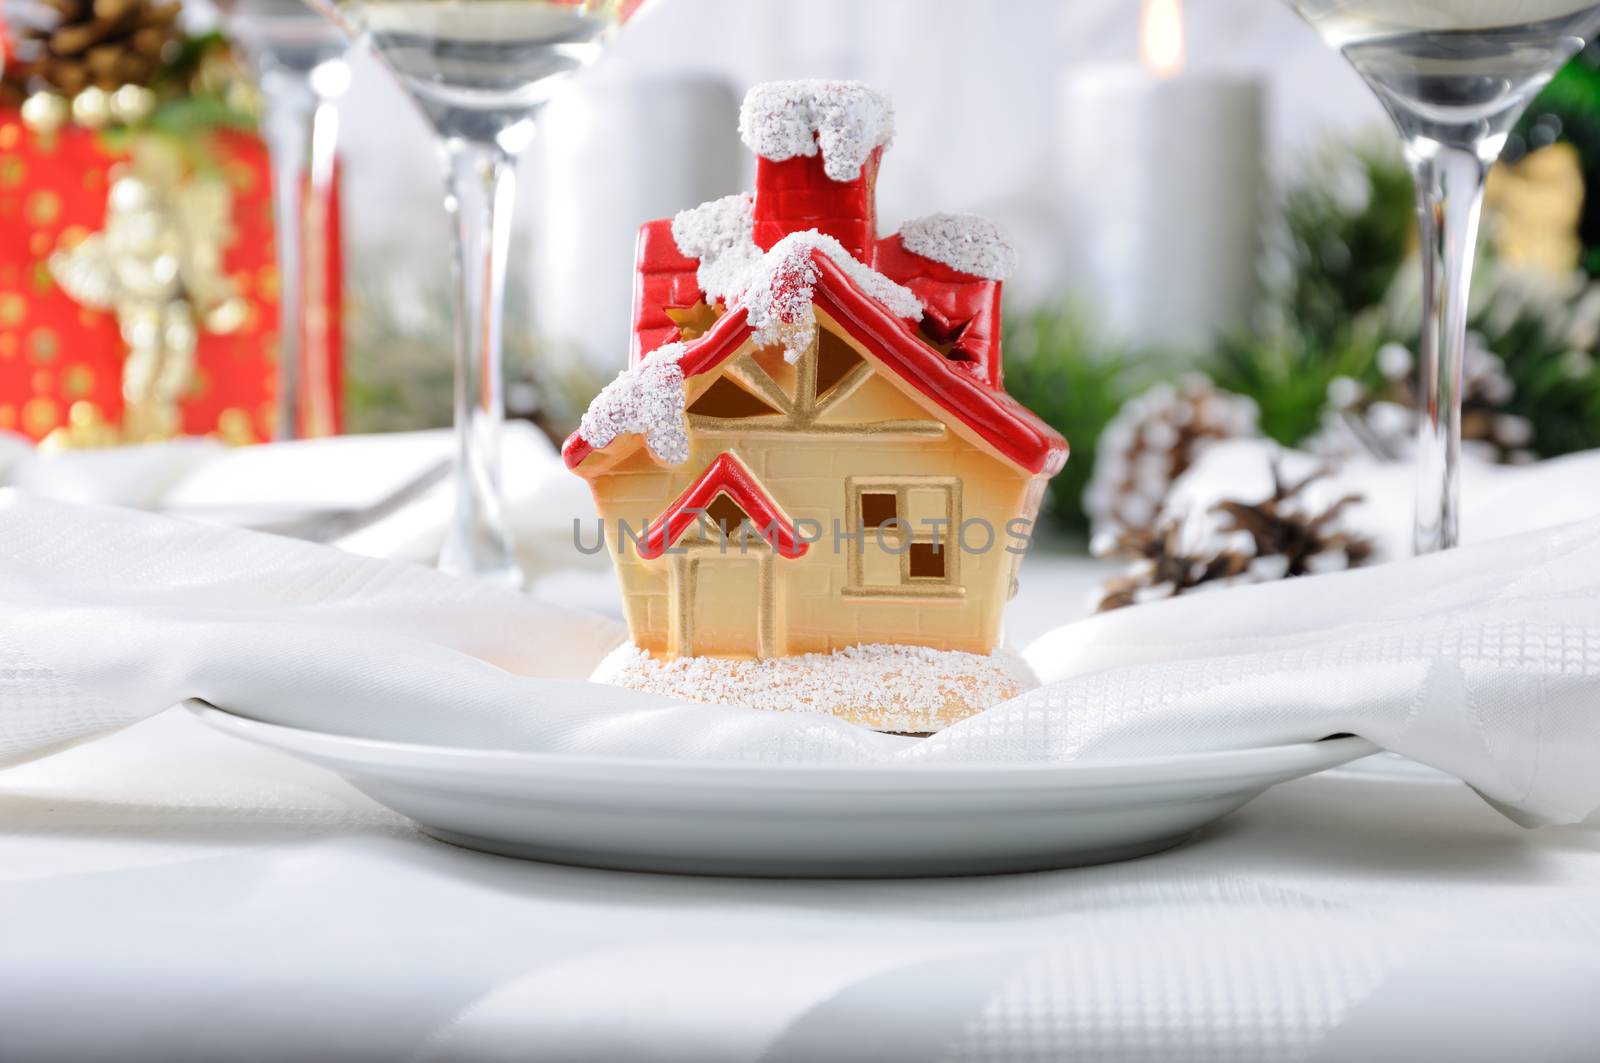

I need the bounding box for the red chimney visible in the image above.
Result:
[752,146,883,264]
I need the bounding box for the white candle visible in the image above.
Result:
[1056,0,1265,350]
[533,73,742,382]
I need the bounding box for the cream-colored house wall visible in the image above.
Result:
[581,317,1051,659]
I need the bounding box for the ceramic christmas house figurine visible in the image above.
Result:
[567,80,1067,733]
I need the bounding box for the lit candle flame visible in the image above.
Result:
[1140,0,1185,79]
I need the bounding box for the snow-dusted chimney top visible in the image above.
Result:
[737,80,895,182]
[899,213,1018,282]
[740,80,894,263]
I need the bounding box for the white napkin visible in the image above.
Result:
[0,426,604,574]
[2,490,1598,827]
[0,429,222,510]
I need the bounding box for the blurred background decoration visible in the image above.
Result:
[0,0,344,446]
[4,0,1600,549]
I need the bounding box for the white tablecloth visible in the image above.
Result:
[2,558,1599,1063]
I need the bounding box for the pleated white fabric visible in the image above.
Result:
[2,490,1598,826]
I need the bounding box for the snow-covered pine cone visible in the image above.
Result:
[1096,464,1375,612]
[1085,374,1260,547]
[1310,339,1537,465]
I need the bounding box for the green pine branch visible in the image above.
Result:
[1002,305,1144,536]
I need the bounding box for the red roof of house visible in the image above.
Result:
[630,218,704,368]
[635,451,809,561]
[562,250,1068,477]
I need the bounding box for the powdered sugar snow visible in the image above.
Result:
[741,231,923,363]
[671,195,925,364]
[671,193,761,305]
[738,80,894,182]
[899,213,1017,281]
[577,341,689,464]
[591,641,1036,734]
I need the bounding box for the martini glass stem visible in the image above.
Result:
[258,78,313,442]
[301,90,342,438]
[1405,138,1489,555]
[438,136,520,586]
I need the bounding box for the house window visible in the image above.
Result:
[703,492,752,538]
[847,478,960,595]
[815,327,866,402]
[687,376,782,419]
[859,491,897,529]
[908,541,946,580]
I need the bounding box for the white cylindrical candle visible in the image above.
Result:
[1056,64,1265,350]
[533,72,742,382]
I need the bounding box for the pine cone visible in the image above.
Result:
[1313,340,1537,465]
[1084,374,1260,543]
[4,0,182,97]
[1096,464,1375,612]
[1096,520,1253,612]
[1212,466,1375,578]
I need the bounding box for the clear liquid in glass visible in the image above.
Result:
[217,0,349,74]
[332,0,621,141]
[1292,1,1600,138]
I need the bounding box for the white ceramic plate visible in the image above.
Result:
[1328,750,1455,781]
[191,703,1376,877]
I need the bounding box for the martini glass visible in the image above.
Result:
[1289,0,1600,553]
[312,0,629,586]
[212,0,351,441]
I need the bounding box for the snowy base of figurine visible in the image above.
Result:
[590,642,1039,734]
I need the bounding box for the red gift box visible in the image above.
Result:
[0,109,342,444]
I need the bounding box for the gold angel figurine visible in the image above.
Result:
[48,139,247,445]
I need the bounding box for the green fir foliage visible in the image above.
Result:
[1274,141,1415,349]
[1002,307,1139,534]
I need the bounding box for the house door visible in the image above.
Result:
[687,554,763,657]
